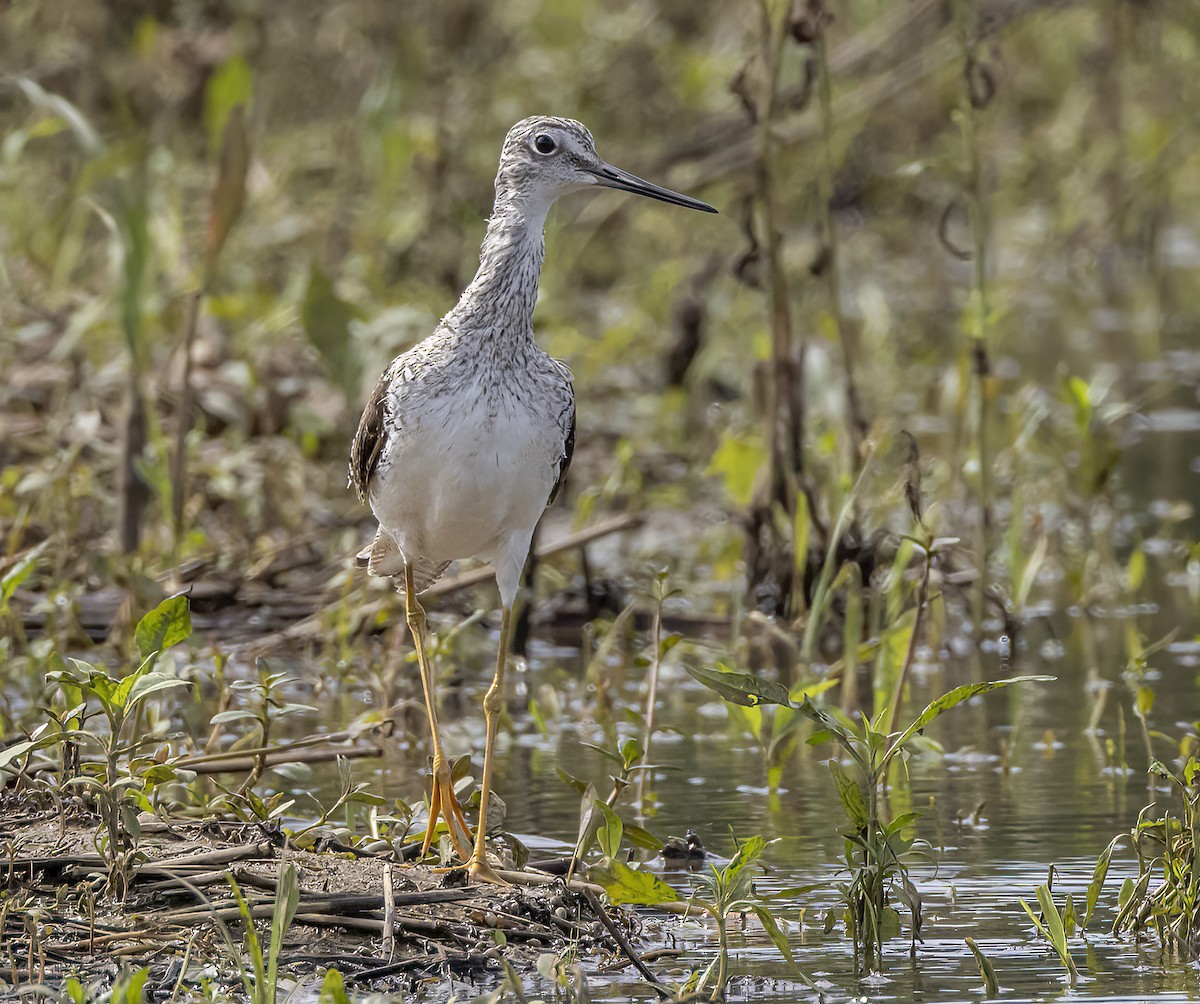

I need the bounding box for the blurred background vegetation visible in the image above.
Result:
[1,0,1197,680]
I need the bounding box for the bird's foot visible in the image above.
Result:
[422,768,474,863]
[467,851,509,886]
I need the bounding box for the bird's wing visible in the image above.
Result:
[349,370,389,502]
[547,367,575,507]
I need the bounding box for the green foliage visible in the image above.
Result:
[964,937,999,996]
[227,860,301,1004]
[204,55,254,153]
[318,968,352,1004]
[690,663,1052,969]
[687,835,820,1001]
[1019,883,1079,987]
[1095,755,1200,951]
[21,594,197,897]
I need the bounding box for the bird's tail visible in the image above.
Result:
[356,529,450,594]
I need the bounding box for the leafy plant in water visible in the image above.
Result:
[15,594,195,898]
[1018,879,1079,987]
[560,735,666,888]
[687,835,820,1001]
[1091,755,1200,954]
[687,662,1051,970]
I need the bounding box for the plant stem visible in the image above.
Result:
[953,0,993,637]
[171,289,204,557]
[886,549,933,738]
[637,594,664,816]
[710,914,729,1001]
[814,16,867,462]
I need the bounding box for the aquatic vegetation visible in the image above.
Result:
[688,662,1050,970]
[685,834,818,1000]
[1019,881,1080,987]
[1,0,1198,998]
[1094,754,1200,952]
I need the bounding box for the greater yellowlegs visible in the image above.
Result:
[349,115,715,882]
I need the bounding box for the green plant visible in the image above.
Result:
[221,859,301,1004]
[291,754,387,848]
[1019,880,1079,987]
[687,835,818,1001]
[60,967,151,1004]
[560,735,665,884]
[9,594,195,897]
[1090,755,1200,953]
[209,659,316,794]
[687,662,1050,970]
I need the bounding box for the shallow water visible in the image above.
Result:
[296,600,1195,1003]
[249,390,1200,1001]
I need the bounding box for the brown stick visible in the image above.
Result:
[582,888,673,998]
[179,744,380,775]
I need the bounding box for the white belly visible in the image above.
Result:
[369,400,560,568]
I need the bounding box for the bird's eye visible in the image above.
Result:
[533,134,557,155]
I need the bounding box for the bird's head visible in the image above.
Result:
[494,115,717,217]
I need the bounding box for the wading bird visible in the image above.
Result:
[349,116,715,883]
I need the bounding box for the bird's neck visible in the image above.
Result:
[449,195,550,340]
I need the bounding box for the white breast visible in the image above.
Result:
[369,386,562,570]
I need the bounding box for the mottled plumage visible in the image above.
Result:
[348,115,715,882]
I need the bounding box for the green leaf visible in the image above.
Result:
[592,860,679,906]
[204,55,253,153]
[620,736,645,770]
[964,936,999,996]
[268,862,300,989]
[302,264,362,396]
[1,538,49,611]
[706,431,766,508]
[204,103,250,282]
[134,594,192,660]
[1084,835,1120,929]
[210,709,260,725]
[1036,885,1068,955]
[596,801,623,862]
[879,905,902,939]
[884,676,1055,772]
[685,663,792,708]
[623,823,664,852]
[125,671,188,705]
[725,834,768,883]
[555,767,591,795]
[793,492,810,576]
[1126,548,1146,594]
[319,968,352,1004]
[1018,896,1050,941]
[110,968,150,1004]
[753,904,795,964]
[830,761,869,830]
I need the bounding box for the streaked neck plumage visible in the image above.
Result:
[445,190,553,341]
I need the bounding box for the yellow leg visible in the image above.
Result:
[467,605,512,884]
[405,564,473,863]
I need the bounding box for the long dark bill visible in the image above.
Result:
[592,164,717,213]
